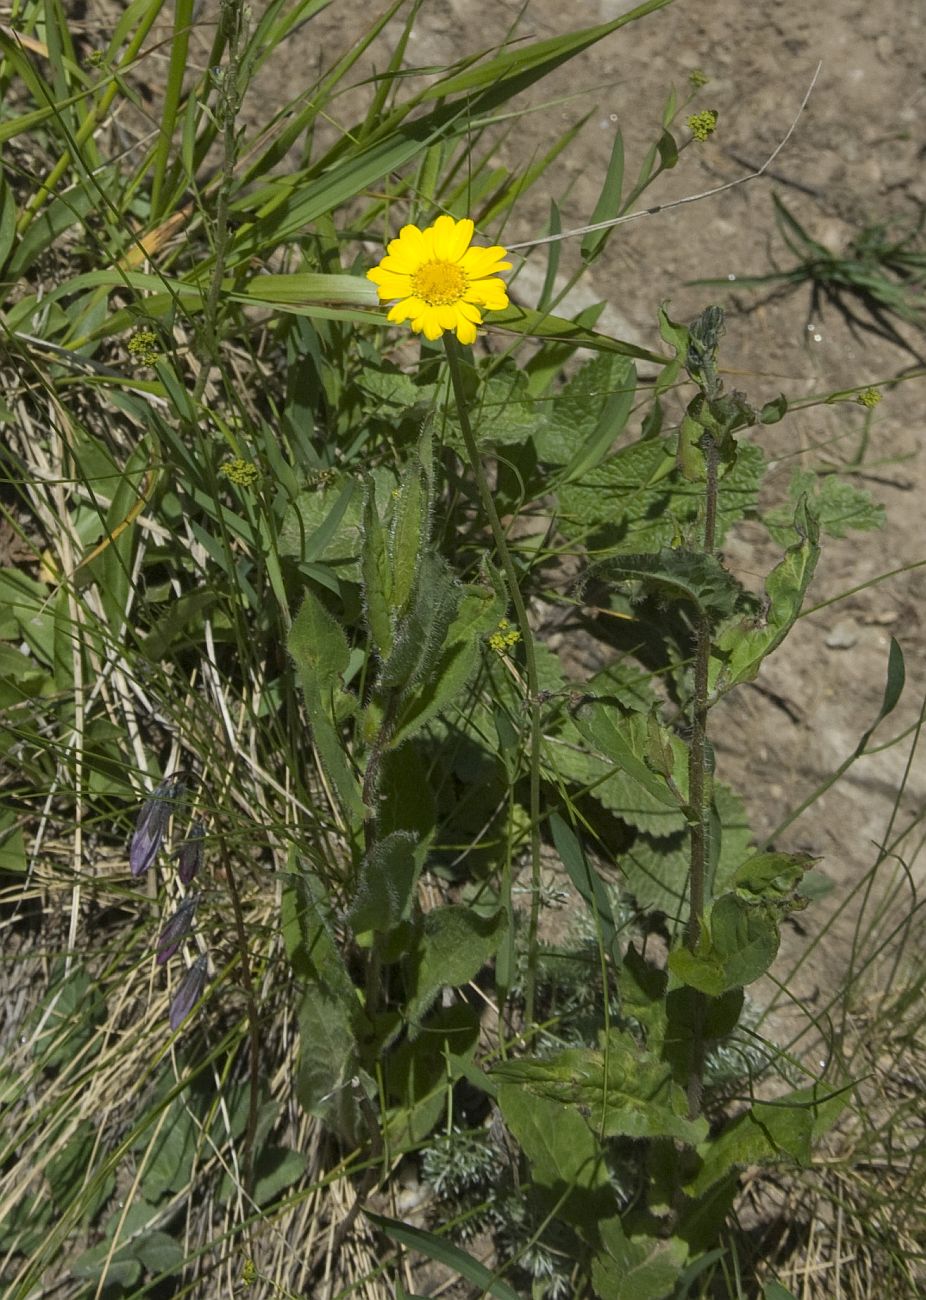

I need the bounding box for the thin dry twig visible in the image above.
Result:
[506,62,823,253]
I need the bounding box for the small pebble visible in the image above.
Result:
[825,619,859,650]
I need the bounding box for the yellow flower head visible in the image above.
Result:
[367,215,511,346]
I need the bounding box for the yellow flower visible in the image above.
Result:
[367,215,511,346]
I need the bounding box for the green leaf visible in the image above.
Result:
[140,1098,199,1200]
[46,1121,114,1224]
[733,851,816,901]
[668,893,780,995]
[535,352,636,467]
[384,1004,480,1148]
[378,550,459,694]
[350,830,424,933]
[391,457,429,617]
[361,476,394,658]
[581,127,625,262]
[492,303,665,364]
[365,1211,521,1300]
[592,549,747,624]
[281,853,354,994]
[389,579,505,747]
[549,813,621,965]
[763,1283,799,1300]
[572,701,687,815]
[295,982,362,1140]
[289,590,364,824]
[592,1215,688,1300]
[497,1085,614,1225]
[710,495,820,696]
[491,1033,707,1145]
[251,1147,308,1206]
[686,1085,850,1197]
[564,434,764,555]
[30,962,105,1070]
[404,906,506,1027]
[765,468,885,544]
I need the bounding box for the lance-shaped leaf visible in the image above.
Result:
[156,895,200,966]
[177,819,206,884]
[168,954,208,1031]
[130,779,183,877]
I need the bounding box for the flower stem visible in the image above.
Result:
[686,430,719,1119]
[443,336,543,1035]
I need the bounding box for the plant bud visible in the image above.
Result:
[169,954,208,1031]
[156,894,200,966]
[130,778,183,877]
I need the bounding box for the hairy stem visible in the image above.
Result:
[686,431,719,1119]
[443,336,543,1034]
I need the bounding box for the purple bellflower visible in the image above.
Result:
[169,953,209,1031]
[130,778,183,878]
[177,818,206,885]
[156,894,201,966]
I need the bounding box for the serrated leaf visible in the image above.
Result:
[593,548,748,623]
[710,496,819,696]
[446,362,541,449]
[668,893,779,994]
[592,1216,688,1300]
[686,1084,849,1197]
[560,437,762,555]
[571,702,687,814]
[278,469,395,577]
[733,850,815,901]
[491,1033,707,1145]
[536,352,636,467]
[766,469,885,545]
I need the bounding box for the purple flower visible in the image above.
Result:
[177,819,206,885]
[169,954,209,1031]
[156,894,200,966]
[130,779,183,878]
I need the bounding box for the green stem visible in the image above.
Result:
[443,336,543,1035]
[686,432,718,1119]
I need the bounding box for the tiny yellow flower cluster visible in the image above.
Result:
[488,618,521,656]
[687,109,718,142]
[241,1257,257,1285]
[688,69,709,88]
[219,457,260,487]
[128,329,160,366]
[856,386,882,408]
